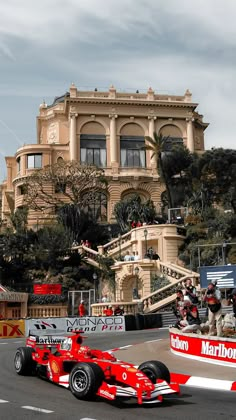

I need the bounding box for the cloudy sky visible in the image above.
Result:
[0,0,235,180]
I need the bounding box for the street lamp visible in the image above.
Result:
[144,229,148,257]
[134,266,139,299]
[93,272,97,301]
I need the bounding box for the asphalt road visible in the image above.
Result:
[0,329,235,420]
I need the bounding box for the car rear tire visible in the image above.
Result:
[138,360,170,384]
[14,347,36,376]
[69,362,104,400]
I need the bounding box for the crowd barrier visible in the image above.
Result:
[0,314,164,338]
[0,319,25,338]
[170,328,236,367]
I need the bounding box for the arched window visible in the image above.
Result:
[160,125,183,151]
[82,192,107,222]
[80,122,106,167]
[120,123,146,168]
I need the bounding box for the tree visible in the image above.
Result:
[57,204,110,246]
[23,161,107,211]
[114,194,158,232]
[196,148,236,213]
[144,133,173,208]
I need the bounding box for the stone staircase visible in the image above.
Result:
[72,229,200,313]
[141,264,200,313]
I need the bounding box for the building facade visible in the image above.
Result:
[1,84,208,226]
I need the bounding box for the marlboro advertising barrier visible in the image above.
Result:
[25,316,126,336]
[170,328,236,368]
[0,319,25,339]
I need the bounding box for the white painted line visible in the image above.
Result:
[0,343,7,345]
[186,376,234,391]
[13,340,24,343]
[0,399,9,403]
[80,418,98,420]
[146,339,163,343]
[22,406,54,413]
[117,345,133,350]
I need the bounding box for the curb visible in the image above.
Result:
[171,372,236,392]
[109,344,236,392]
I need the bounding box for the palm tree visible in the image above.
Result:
[144,133,173,209]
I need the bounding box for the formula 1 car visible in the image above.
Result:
[14,330,179,405]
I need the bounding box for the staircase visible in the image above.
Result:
[141,264,199,313]
[72,229,200,313]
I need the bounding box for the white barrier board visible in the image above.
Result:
[25,316,126,335]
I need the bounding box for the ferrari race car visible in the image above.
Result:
[14,330,179,405]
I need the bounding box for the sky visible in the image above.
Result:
[0,0,236,180]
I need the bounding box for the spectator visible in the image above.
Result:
[114,305,124,316]
[228,288,236,318]
[124,251,131,261]
[183,278,198,304]
[84,239,91,248]
[152,251,160,260]
[78,300,86,317]
[101,294,108,303]
[131,221,136,229]
[136,221,142,227]
[179,304,201,333]
[174,290,189,319]
[134,251,140,261]
[203,280,222,336]
[131,251,136,261]
[103,305,113,316]
[147,247,154,259]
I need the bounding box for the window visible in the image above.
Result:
[27,154,42,169]
[163,137,183,151]
[55,182,66,193]
[82,191,107,222]
[18,184,28,195]
[120,136,146,168]
[16,157,21,172]
[80,135,106,167]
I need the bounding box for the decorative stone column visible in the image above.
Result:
[109,114,118,168]
[186,117,194,152]
[148,116,157,167]
[69,114,78,161]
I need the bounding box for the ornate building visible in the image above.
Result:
[1,84,208,226]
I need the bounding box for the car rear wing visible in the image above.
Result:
[28,329,68,345]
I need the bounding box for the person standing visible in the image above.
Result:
[203,280,222,336]
[78,300,86,317]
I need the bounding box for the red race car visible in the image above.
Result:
[14,330,179,405]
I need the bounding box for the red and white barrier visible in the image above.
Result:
[170,328,236,368]
[171,372,236,391]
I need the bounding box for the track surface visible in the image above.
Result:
[0,329,235,420]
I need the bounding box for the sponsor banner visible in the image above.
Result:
[200,265,236,289]
[66,316,125,333]
[33,284,62,295]
[26,316,126,335]
[170,331,236,367]
[0,319,25,338]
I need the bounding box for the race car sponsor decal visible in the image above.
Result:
[0,320,25,338]
[50,360,60,374]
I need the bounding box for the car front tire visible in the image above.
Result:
[69,362,104,400]
[138,360,170,383]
